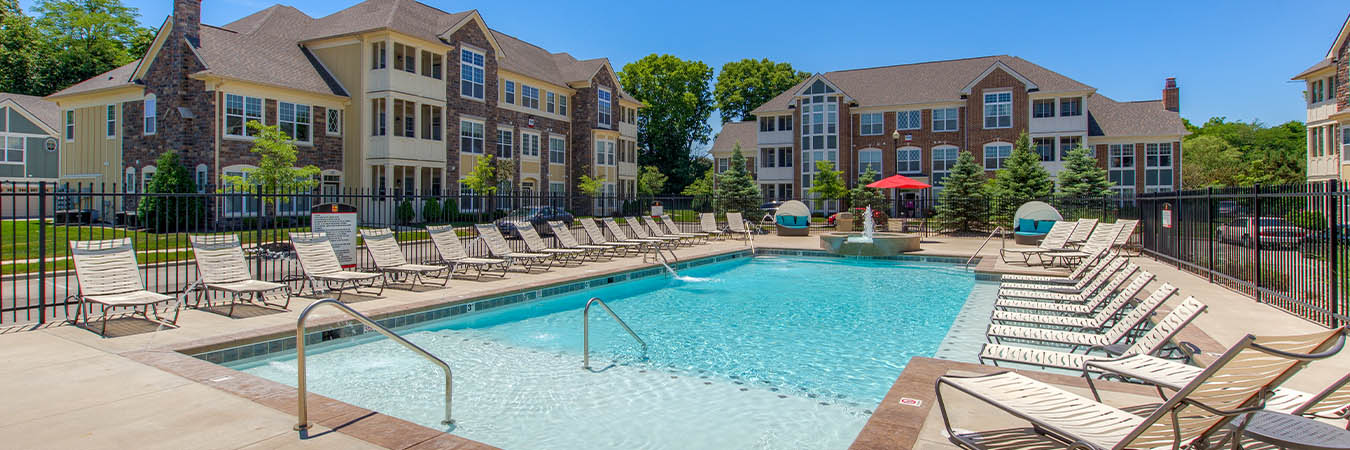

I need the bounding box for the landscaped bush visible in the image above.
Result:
[1285,209,1326,231]
[396,199,415,224]
[422,198,442,223]
[441,198,459,222]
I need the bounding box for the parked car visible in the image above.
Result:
[494,207,574,238]
[1217,200,1245,216]
[759,201,784,216]
[1298,224,1350,259]
[826,207,885,226]
[1215,216,1308,249]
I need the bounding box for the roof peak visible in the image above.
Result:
[825,54,1010,75]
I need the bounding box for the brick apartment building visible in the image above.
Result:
[1295,14,1350,183]
[47,0,644,217]
[711,56,1187,215]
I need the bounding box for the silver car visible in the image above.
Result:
[1215,217,1308,249]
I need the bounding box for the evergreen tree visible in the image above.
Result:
[848,168,886,212]
[1058,146,1113,198]
[934,151,988,232]
[136,150,202,232]
[637,165,667,196]
[985,131,1054,228]
[715,144,762,213]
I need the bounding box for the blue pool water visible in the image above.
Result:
[229,256,980,449]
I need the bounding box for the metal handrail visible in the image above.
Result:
[583,297,647,370]
[744,220,756,254]
[965,226,1005,268]
[294,299,453,431]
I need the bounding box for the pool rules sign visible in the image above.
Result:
[311,203,358,268]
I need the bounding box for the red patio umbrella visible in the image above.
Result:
[867,174,931,189]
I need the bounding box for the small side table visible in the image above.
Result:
[1241,411,1350,449]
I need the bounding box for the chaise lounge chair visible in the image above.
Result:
[425,225,508,280]
[994,264,1139,315]
[516,222,586,265]
[360,228,450,287]
[548,221,611,261]
[69,238,180,336]
[996,258,1128,302]
[1043,222,1122,267]
[939,326,1343,450]
[640,216,697,245]
[600,218,666,253]
[474,224,553,272]
[660,214,710,243]
[187,234,290,316]
[289,232,385,300]
[999,220,1077,265]
[725,212,750,240]
[699,213,728,240]
[1112,219,1141,256]
[999,248,1114,291]
[579,218,645,256]
[991,278,1167,331]
[622,217,681,248]
[1064,217,1099,247]
[986,281,1174,352]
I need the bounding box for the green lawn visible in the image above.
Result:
[0,220,311,262]
[1,249,195,274]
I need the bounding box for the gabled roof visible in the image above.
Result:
[1326,13,1350,59]
[751,55,1093,114]
[195,14,348,97]
[296,0,469,44]
[48,60,140,98]
[959,60,1037,95]
[1292,59,1335,80]
[710,121,758,155]
[0,93,60,132]
[1086,95,1187,137]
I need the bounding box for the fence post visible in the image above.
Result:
[1207,187,1214,283]
[256,188,265,278]
[1330,179,1341,323]
[37,181,48,324]
[1253,184,1262,303]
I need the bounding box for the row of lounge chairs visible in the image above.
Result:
[1000,218,1139,266]
[67,214,745,336]
[938,245,1350,448]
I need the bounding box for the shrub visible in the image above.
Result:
[136,151,205,232]
[422,198,442,223]
[1285,209,1326,231]
[396,199,415,224]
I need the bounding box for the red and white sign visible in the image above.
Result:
[898,397,923,407]
[311,203,359,268]
[1161,203,1173,229]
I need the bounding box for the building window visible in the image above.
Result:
[932,107,958,132]
[800,94,837,151]
[420,50,442,79]
[371,98,386,136]
[760,148,775,167]
[559,95,567,116]
[858,149,882,174]
[105,105,117,138]
[983,91,1012,129]
[1059,97,1082,117]
[504,81,516,105]
[546,92,555,113]
[421,105,442,141]
[759,116,775,132]
[716,157,729,173]
[896,110,921,130]
[326,108,341,136]
[931,146,959,186]
[1145,143,1173,193]
[195,164,208,192]
[460,47,485,100]
[393,43,415,73]
[1058,135,1082,159]
[549,136,565,164]
[460,119,483,154]
[598,88,612,127]
[143,96,156,135]
[983,142,1012,170]
[1032,99,1055,118]
[458,182,482,212]
[124,167,135,193]
[393,99,415,138]
[521,85,539,109]
[521,132,540,158]
[141,166,156,192]
[778,147,792,167]
[896,147,921,174]
[371,42,386,69]
[595,140,614,166]
[859,113,884,136]
[1032,137,1055,162]
[224,94,262,137]
[1108,144,1135,198]
[497,129,513,158]
[371,165,386,196]
[777,115,792,131]
[278,102,311,143]
[1343,125,1350,163]
[64,110,74,141]
[2,136,24,164]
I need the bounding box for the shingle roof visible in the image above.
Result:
[1292,59,1335,80]
[751,55,1093,114]
[196,13,348,97]
[710,121,758,155]
[299,0,469,43]
[0,93,60,131]
[1086,95,1187,137]
[48,61,139,98]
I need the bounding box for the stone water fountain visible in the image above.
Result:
[819,206,921,256]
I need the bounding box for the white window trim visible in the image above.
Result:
[1342,125,1350,163]
[982,142,1013,170]
[459,46,486,102]
[503,80,515,105]
[223,93,265,140]
[1032,98,1055,118]
[105,104,117,139]
[931,145,960,187]
[549,135,566,165]
[124,166,136,193]
[932,107,959,132]
[982,90,1012,130]
[896,146,922,174]
[326,108,342,136]
[496,128,514,159]
[857,148,882,175]
[141,165,157,192]
[859,113,884,136]
[595,139,615,166]
[597,87,612,128]
[521,84,540,110]
[143,95,156,136]
[278,101,313,145]
[64,110,74,142]
[459,118,485,154]
[1144,142,1174,191]
[1107,144,1135,194]
[1059,97,1083,117]
[195,163,209,192]
[896,110,921,131]
[520,130,541,159]
[1,135,25,165]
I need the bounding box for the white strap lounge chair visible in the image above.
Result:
[579,218,644,256]
[999,220,1077,265]
[624,217,681,247]
[547,221,610,261]
[474,224,553,272]
[640,216,695,245]
[992,278,1168,331]
[1065,217,1099,246]
[187,234,290,316]
[978,296,1207,371]
[660,214,709,243]
[516,222,586,265]
[699,213,728,240]
[69,238,180,336]
[986,281,1174,352]
[994,264,1140,315]
[999,249,1115,291]
[425,225,508,280]
[1112,219,1141,256]
[725,212,750,240]
[360,228,450,287]
[289,232,385,300]
[996,258,1128,302]
[1043,222,1122,266]
[939,326,1343,450]
[600,218,664,252]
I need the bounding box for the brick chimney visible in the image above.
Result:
[173,0,201,44]
[1162,77,1179,112]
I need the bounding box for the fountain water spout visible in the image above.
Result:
[846,206,875,243]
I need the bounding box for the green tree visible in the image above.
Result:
[1181,135,1243,188]
[637,165,667,196]
[849,168,886,212]
[715,144,761,213]
[985,131,1054,228]
[0,0,45,95]
[421,198,443,223]
[619,54,715,193]
[807,160,846,210]
[1058,146,1113,198]
[460,154,513,195]
[576,174,604,197]
[33,0,152,94]
[136,150,202,232]
[681,165,716,211]
[1185,117,1306,186]
[713,58,809,123]
[934,151,989,233]
[220,122,320,213]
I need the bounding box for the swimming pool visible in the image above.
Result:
[226,255,984,449]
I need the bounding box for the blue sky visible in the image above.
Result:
[23,0,1348,149]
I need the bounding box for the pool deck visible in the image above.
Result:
[0,230,1345,449]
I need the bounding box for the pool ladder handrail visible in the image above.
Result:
[743,219,756,254]
[964,226,1006,269]
[294,298,454,431]
[583,297,647,370]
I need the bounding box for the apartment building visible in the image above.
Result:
[711,55,1186,214]
[46,0,643,217]
[1294,14,1350,183]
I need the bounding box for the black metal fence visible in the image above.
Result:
[1136,181,1347,328]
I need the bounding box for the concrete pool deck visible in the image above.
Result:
[0,230,1345,449]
